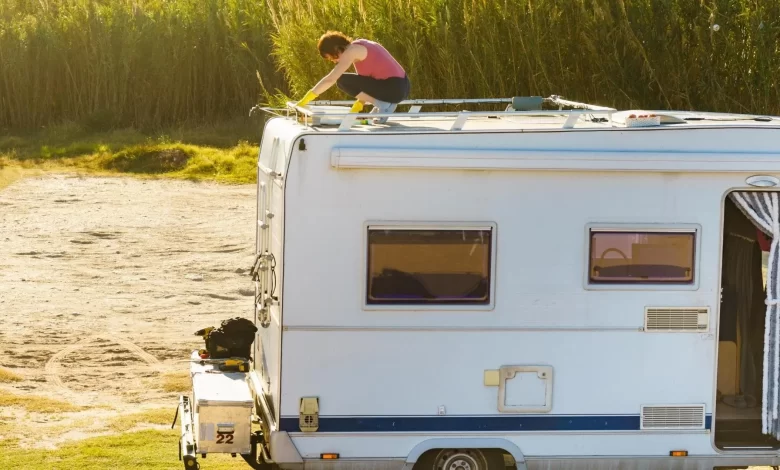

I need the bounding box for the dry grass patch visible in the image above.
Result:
[109,408,176,433]
[0,166,23,190]
[0,166,45,191]
[0,420,19,452]
[161,372,190,393]
[0,392,81,413]
[0,368,23,383]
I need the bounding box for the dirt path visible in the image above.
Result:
[0,173,256,448]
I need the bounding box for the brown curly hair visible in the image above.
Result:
[317,31,353,58]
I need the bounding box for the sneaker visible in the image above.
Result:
[371,100,397,124]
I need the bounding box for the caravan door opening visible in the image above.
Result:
[715,191,780,450]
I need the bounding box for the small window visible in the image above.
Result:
[588,230,696,284]
[366,227,493,305]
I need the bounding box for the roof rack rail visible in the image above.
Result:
[254,95,617,131]
[546,95,616,111]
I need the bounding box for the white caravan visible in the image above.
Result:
[179,96,780,470]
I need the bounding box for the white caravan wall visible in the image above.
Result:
[273,127,767,458]
[255,119,298,419]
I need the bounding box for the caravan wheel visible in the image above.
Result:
[416,448,507,470]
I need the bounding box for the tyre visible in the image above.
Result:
[414,448,508,470]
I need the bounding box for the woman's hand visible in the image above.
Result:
[295,90,318,108]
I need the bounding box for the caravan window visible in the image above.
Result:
[366,226,493,305]
[588,230,696,284]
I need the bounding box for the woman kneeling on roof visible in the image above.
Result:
[295,31,411,124]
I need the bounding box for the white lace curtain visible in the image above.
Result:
[730,191,780,438]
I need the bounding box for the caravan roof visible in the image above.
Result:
[256,95,780,134]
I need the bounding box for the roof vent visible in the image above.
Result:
[612,110,686,126]
[645,307,709,332]
[641,405,706,430]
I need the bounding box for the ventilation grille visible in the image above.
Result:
[644,307,709,332]
[640,405,706,430]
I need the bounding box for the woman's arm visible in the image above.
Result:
[311,44,365,95]
[295,43,366,107]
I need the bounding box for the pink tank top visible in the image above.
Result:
[352,39,406,80]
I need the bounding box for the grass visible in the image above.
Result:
[0,420,20,452]
[0,392,82,413]
[0,120,262,184]
[0,166,24,190]
[0,368,23,383]
[0,407,240,468]
[108,408,177,433]
[0,404,234,468]
[161,372,191,394]
[0,429,242,470]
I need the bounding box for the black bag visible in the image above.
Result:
[198,317,258,359]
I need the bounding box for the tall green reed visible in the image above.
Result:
[269,0,780,114]
[0,0,288,130]
[0,0,778,132]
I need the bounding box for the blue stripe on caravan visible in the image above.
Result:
[280,415,713,433]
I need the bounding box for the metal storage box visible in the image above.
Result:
[191,354,254,455]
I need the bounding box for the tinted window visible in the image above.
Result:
[589,230,695,284]
[367,228,492,305]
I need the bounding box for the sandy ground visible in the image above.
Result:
[0,173,256,449]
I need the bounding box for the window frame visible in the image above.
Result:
[362,221,498,311]
[582,223,702,291]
